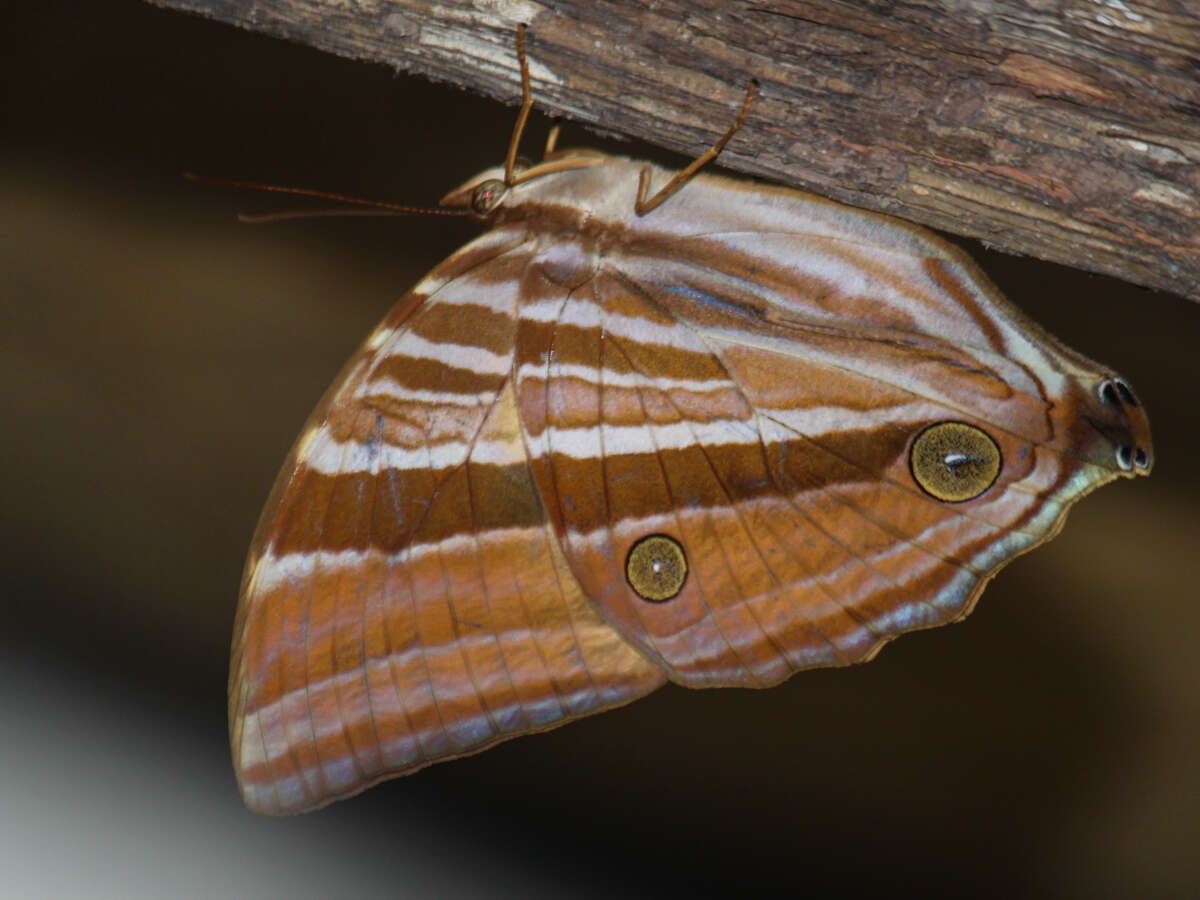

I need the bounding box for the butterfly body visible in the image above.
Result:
[230,147,1150,814]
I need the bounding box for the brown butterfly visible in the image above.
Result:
[229,26,1152,814]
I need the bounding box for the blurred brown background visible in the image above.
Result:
[2,2,1197,897]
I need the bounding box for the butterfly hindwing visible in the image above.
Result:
[513,164,1138,691]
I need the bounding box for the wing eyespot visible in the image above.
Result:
[910,422,1001,502]
[625,534,688,602]
[1098,375,1141,410]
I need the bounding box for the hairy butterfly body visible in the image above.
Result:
[230,32,1151,815]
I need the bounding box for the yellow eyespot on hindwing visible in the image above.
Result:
[626,534,688,602]
[910,422,1001,502]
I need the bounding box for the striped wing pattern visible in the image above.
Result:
[516,183,1102,688]
[231,155,1151,814]
[231,227,665,815]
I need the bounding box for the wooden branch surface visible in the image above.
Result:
[151,0,1200,301]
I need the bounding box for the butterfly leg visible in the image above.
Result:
[634,80,757,216]
[504,24,535,185]
[543,123,561,158]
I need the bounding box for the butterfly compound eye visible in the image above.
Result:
[910,422,1001,502]
[471,179,509,215]
[626,534,688,602]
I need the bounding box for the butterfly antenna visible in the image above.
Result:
[504,23,534,185]
[183,173,471,221]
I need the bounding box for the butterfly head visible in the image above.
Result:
[467,178,509,215]
[440,166,508,217]
[441,150,612,221]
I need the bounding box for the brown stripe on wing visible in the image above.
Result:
[368,355,509,397]
[405,299,520,354]
[268,460,544,554]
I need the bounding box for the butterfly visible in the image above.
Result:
[228,26,1152,814]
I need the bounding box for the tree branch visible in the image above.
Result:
[150,0,1200,301]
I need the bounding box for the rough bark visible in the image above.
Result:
[149,0,1200,301]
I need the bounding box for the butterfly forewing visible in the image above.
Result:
[231,227,664,814]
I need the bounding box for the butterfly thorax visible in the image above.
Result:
[441,152,681,242]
